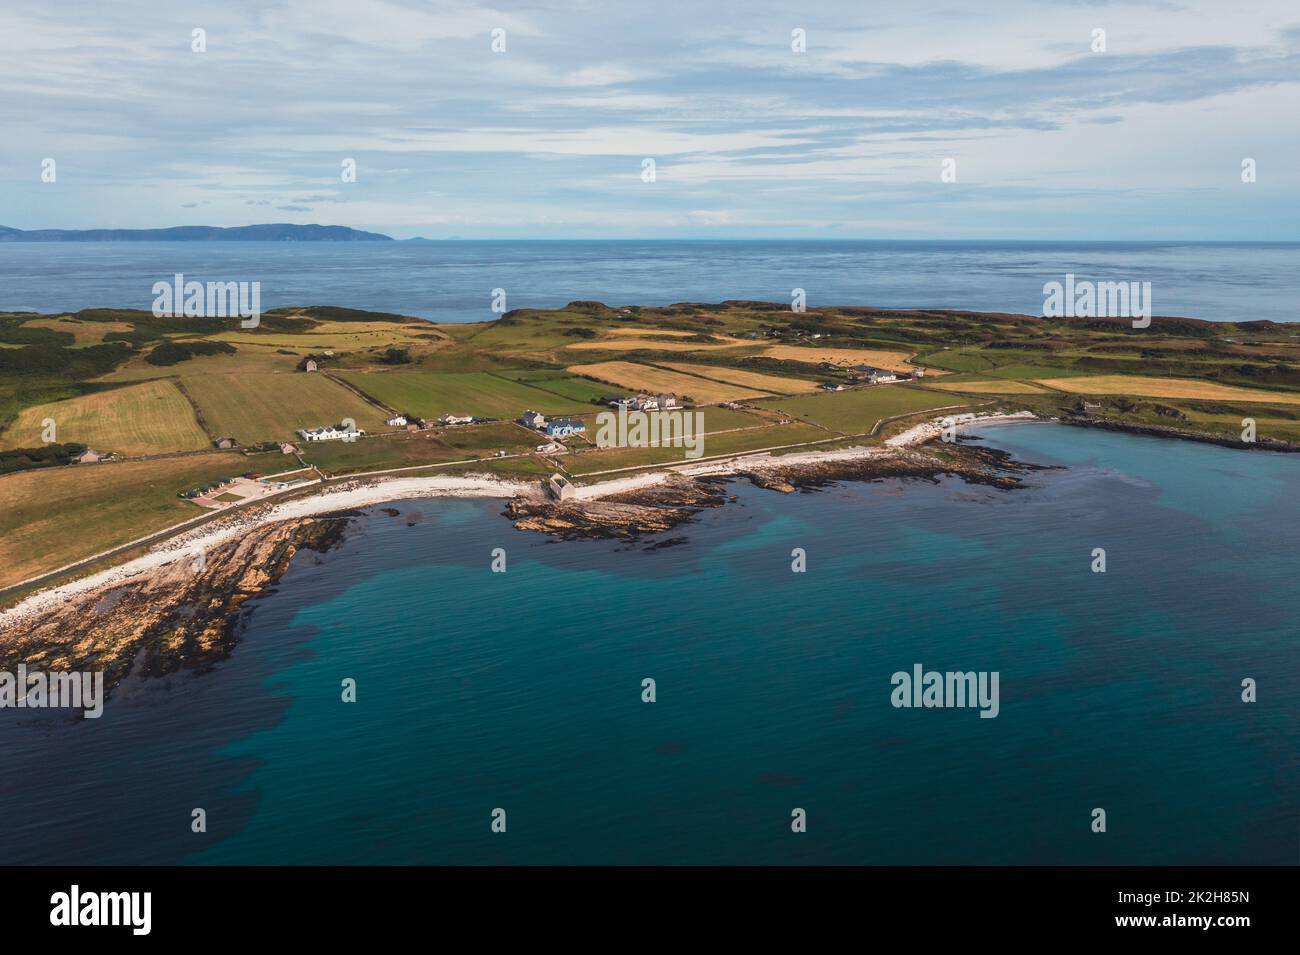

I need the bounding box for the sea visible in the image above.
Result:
[1,239,1298,323]
[0,422,1296,865]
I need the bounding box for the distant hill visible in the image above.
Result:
[0,223,393,242]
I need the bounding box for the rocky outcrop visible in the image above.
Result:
[0,517,348,695]
[504,474,727,539]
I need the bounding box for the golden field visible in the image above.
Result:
[660,362,821,394]
[0,379,210,455]
[1035,375,1300,405]
[567,361,771,402]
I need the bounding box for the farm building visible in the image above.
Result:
[213,436,238,449]
[820,382,845,392]
[627,393,678,412]
[303,359,318,372]
[548,474,576,501]
[520,410,547,429]
[385,415,408,427]
[74,448,104,464]
[298,425,365,442]
[439,413,474,426]
[545,418,586,437]
[279,442,300,454]
[851,366,899,384]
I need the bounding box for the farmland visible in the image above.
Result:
[1034,375,1300,405]
[337,370,595,420]
[659,362,821,394]
[181,371,389,442]
[5,297,1300,593]
[0,453,248,589]
[0,379,210,455]
[923,378,1054,395]
[751,385,975,434]
[760,345,920,371]
[567,361,771,402]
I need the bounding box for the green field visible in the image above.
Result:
[0,379,210,455]
[337,370,595,420]
[750,385,972,433]
[297,432,465,475]
[181,372,388,443]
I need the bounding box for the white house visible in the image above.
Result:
[438,413,474,426]
[520,410,547,429]
[385,415,408,427]
[298,425,365,442]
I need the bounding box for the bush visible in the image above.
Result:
[145,340,237,366]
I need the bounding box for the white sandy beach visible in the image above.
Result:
[0,411,1040,628]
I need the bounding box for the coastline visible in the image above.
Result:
[0,410,1039,630]
[0,410,1046,693]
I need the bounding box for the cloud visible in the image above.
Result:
[0,0,1295,238]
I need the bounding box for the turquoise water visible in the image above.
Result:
[1,423,1296,864]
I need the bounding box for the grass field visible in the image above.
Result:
[761,345,918,371]
[567,361,771,402]
[297,432,465,475]
[22,317,134,344]
[181,372,388,442]
[923,378,1053,395]
[211,321,446,352]
[0,379,210,455]
[337,370,594,420]
[605,327,696,337]
[660,362,821,394]
[751,385,975,433]
[491,371,611,403]
[1035,375,1300,405]
[0,453,249,589]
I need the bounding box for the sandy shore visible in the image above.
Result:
[0,410,1039,629]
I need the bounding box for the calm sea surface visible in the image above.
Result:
[1,423,1295,864]
[1,240,1298,322]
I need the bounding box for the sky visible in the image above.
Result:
[1,0,1298,239]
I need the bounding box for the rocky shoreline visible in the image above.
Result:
[0,418,1064,699]
[0,516,348,694]
[502,437,1051,541]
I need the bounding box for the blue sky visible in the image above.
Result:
[1,0,1298,239]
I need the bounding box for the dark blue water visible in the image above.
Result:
[1,423,1295,865]
[1,240,1297,322]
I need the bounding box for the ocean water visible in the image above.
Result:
[1,240,1298,323]
[1,423,1295,865]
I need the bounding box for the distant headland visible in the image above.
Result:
[0,223,393,242]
